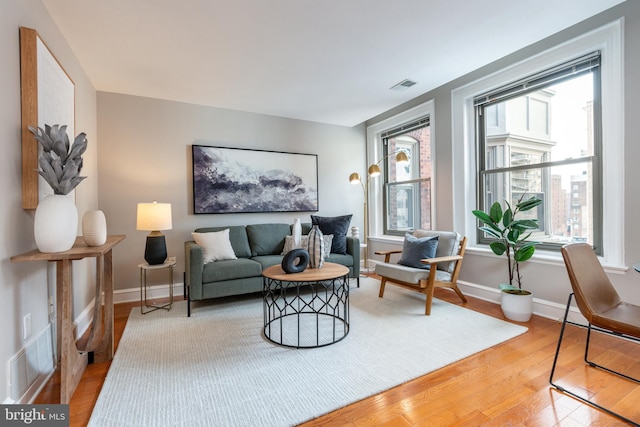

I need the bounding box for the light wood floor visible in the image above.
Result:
[35,279,640,426]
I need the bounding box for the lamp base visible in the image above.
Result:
[145,234,167,265]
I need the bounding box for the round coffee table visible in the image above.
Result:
[262,262,350,348]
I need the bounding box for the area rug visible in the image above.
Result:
[88,278,527,427]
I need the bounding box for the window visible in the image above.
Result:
[475,52,602,253]
[382,117,431,235]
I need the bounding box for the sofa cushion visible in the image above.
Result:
[202,258,263,283]
[397,234,439,269]
[192,229,238,263]
[413,230,461,273]
[251,255,286,271]
[195,226,251,258]
[246,223,291,256]
[311,214,352,254]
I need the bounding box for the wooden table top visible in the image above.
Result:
[11,235,126,262]
[262,262,349,281]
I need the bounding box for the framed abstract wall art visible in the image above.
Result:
[20,27,75,209]
[192,145,319,214]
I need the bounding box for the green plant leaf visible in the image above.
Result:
[489,202,503,223]
[514,245,536,262]
[479,225,501,239]
[502,207,512,228]
[517,197,543,211]
[489,241,507,256]
[472,210,493,224]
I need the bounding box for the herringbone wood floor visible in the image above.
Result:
[35,279,639,426]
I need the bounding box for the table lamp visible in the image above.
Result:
[136,201,172,265]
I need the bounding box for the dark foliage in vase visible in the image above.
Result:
[29,124,87,195]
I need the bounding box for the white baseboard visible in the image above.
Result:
[113,281,185,304]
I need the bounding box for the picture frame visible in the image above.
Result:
[192,145,319,214]
[20,27,75,209]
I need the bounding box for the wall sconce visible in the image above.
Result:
[136,201,172,265]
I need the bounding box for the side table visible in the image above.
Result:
[139,257,176,314]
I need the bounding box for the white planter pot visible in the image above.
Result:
[34,194,78,253]
[500,290,533,322]
[82,210,107,246]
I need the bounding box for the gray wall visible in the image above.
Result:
[1,0,99,403]
[367,1,640,309]
[97,92,366,292]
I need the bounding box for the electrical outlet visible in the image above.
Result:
[23,313,31,340]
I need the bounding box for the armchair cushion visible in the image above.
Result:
[413,230,461,273]
[397,234,439,269]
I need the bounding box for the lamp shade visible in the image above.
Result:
[136,202,172,231]
[349,173,361,184]
[395,151,410,165]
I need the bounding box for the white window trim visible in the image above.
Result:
[451,19,624,267]
[366,99,434,238]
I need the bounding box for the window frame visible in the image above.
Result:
[474,56,603,254]
[451,19,623,267]
[381,117,431,236]
[366,100,434,239]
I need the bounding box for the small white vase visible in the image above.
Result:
[82,210,107,246]
[500,290,533,322]
[292,218,302,249]
[34,194,78,253]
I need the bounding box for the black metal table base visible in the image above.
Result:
[263,274,349,348]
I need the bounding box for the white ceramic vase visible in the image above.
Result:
[34,194,78,253]
[500,290,533,322]
[82,210,107,246]
[292,218,302,249]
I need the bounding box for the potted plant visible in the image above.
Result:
[29,124,88,252]
[472,194,542,322]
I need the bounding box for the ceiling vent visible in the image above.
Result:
[390,79,417,91]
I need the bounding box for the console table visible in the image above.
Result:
[11,235,125,403]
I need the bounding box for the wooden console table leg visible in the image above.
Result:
[82,255,104,353]
[57,259,88,404]
[91,250,114,363]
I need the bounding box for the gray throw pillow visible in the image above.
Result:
[311,214,352,254]
[397,234,439,269]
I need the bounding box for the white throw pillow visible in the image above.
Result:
[192,229,238,264]
[281,234,333,259]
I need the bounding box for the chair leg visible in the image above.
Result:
[451,283,467,303]
[550,293,640,426]
[425,284,434,315]
[379,278,387,298]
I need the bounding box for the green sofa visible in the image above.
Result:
[185,223,360,316]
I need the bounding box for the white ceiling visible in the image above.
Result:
[42,0,624,127]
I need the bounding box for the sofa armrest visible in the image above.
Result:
[185,241,204,300]
[346,236,360,278]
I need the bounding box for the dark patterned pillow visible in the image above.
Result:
[398,234,439,269]
[310,214,352,254]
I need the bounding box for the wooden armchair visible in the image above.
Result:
[375,231,467,315]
